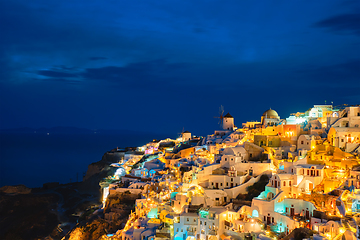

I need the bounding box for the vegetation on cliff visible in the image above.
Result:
[236,174,270,201]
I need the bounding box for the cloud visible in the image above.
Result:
[89,57,108,61]
[37,70,78,78]
[81,59,188,85]
[193,27,206,33]
[29,59,194,87]
[313,13,360,35]
[296,59,360,84]
[40,78,81,84]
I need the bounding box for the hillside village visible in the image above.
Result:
[88,104,360,240]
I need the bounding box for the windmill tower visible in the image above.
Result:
[223,113,234,130]
[181,131,191,141]
[214,106,234,130]
[178,127,191,142]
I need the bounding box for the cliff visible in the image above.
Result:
[0,184,32,194]
[0,149,123,240]
[80,150,123,194]
[66,192,139,240]
[0,190,59,240]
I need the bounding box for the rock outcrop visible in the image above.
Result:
[80,150,123,194]
[0,191,59,240]
[65,192,140,240]
[0,149,123,240]
[0,184,32,194]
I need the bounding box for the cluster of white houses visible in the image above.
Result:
[102,104,360,240]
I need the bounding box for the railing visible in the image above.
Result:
[332,232,344,240]
[156,227,171,239]
[187,230,196,236]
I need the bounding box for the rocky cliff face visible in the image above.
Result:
[80,151,123,194]
[0,184,32,194]
[66,192,139,240]
[0,191,59,240]
[0,150,123,240]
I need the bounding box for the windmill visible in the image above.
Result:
[214,105,225,126]
[177,127,185,138]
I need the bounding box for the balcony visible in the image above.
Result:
[156,227,170,239]
[208,229,217,235]
[184,220,197,225]
[224,220,233,228]
[187,230,196,236]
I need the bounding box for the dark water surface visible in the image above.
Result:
[0,132,163,188]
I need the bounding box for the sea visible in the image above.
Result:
[0,130,168,188]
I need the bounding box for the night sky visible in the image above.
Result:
[1,0,359,136]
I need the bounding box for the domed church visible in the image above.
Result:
[261,108,281,126]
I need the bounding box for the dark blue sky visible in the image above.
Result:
[0,0,359,136]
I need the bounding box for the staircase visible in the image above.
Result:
[332,232,343,240]
[344,216,358,232]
